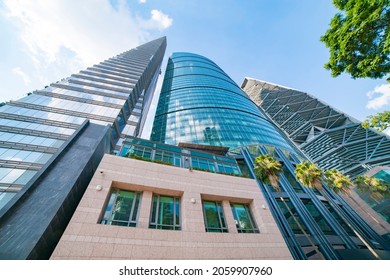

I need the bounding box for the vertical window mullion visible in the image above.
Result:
[106,191,118,224]
[173,197,177,229]
[128,192,137,226]
[174,197,180,229]
[217,202,224,232]
[202,201,209,231]
[154,195,160,229]
[235,206,243,232]
[132,192,142,224]
[244,205,253,231]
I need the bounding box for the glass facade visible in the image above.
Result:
[373,169,390,183]
[0,37,166,211]
[120,136,243,176]
[354,169,390,223]
[239,143,390,259]
[151,52,294,151]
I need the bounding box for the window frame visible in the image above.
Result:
[230,202,259,233]
[101,189,142,227]
[202,200,228,233]
[149,194,181,230]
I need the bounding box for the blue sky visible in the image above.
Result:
[0,0,389,128]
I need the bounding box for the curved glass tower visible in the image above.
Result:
[151,52,293,151]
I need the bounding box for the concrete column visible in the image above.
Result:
[222,200,238,233]
[137,190,153,228]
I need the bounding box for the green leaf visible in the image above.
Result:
[321,0,390,80]
[362,110,390,132]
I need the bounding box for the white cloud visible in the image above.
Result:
[139,9,173,30]
[366,84,390,110]
[2,0,172,77]
[138,0,147,3]
[12,67,31,85]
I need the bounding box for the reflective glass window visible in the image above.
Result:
[230,203,259,233]
[123,145,152,160]
[14,170,37,185]
[154,150,181,166]
[0,168,13,181]
[301,199,335,235]
[0,148,52,164]
[149,195,180,230]
[322,201,356,236]
[0,132,65,148]
[203,201,228,232]
[282,165,305,193]
[101,189,141,227]
[45,87,125,106]
[276,198,308,234]
[0,169,25,184]
[0,192,16,210]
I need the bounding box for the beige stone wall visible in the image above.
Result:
[51,154,292,260]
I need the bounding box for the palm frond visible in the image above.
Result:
[324,169,352,195]
[253,154,282,192]
[294,161,323,191]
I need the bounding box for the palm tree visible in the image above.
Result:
[294,161,323,191]
[324,169,352,195]
[253,155,324,259]
[253,155,282,192]
[294,161,381,259]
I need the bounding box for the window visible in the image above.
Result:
[202,200,228,232]
[276,198,307,234]
[154,150,181,166]
[302,199,335,235]
[149,195,180,230]
[231,203,259,233]
[101,189,141,227]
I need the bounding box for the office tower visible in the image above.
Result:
[151,52,293,151]
[0,37,166,259]
[53,52,389,260]
[241,78,390,235]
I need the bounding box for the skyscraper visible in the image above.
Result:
[0,37,166,259]
[151,52,293,151]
